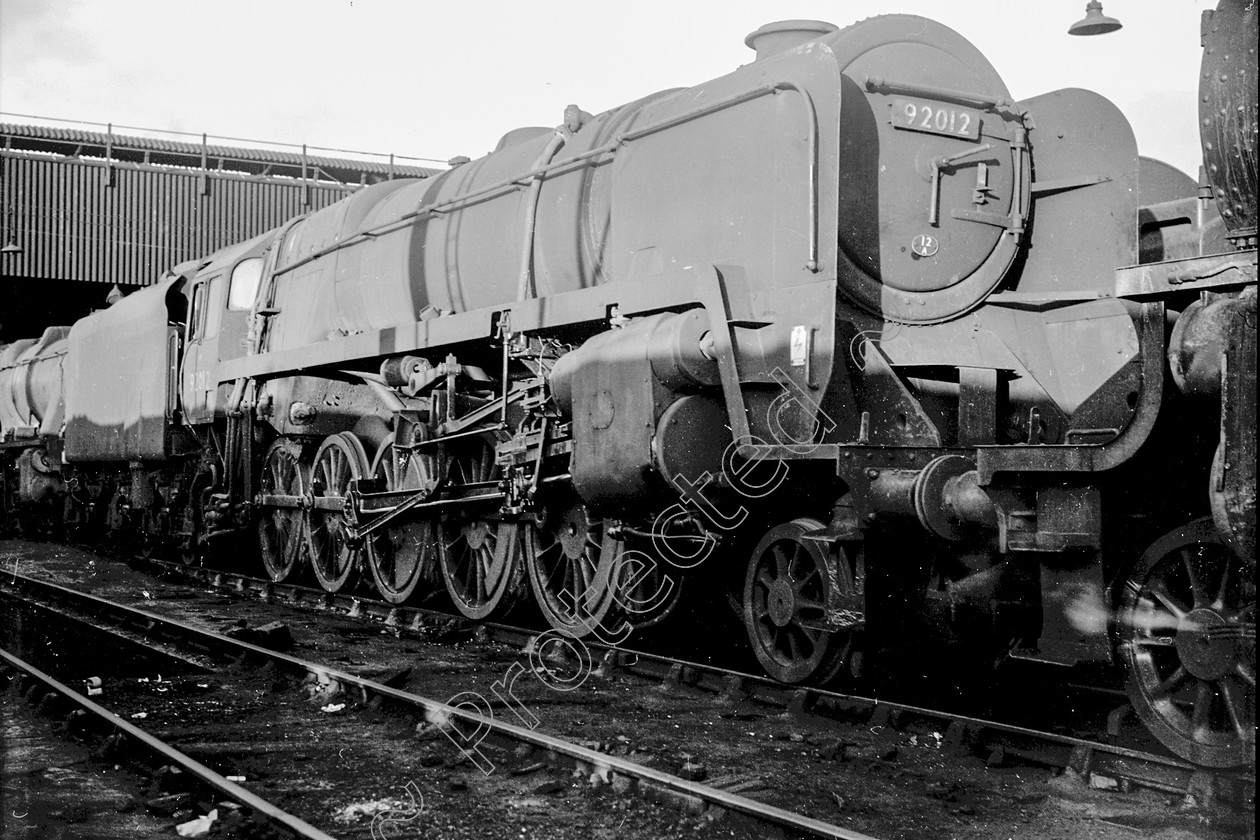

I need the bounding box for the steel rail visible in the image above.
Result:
[0,589,211,675]
[0,569,880,840]
[0,644,339,840]
[144,561,1256,801]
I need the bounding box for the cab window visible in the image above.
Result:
[228,257,264,310]
[189,275,225,340]
[190,282,208,340]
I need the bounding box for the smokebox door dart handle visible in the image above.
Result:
[928,143,993,226]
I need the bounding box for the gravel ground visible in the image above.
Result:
[1,693,175,839]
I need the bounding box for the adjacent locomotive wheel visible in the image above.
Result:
[365,436,438,605]
[743,519,854,685]
[256,439,309,583]
[1119,517,1256,768]
[305,433,368,594]
[526,490,623,637]
[437,443,524,620]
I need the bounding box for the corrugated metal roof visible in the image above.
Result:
[1,122,442,184]
[1,154,358,285]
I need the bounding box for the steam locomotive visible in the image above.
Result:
[2,6,1255,768]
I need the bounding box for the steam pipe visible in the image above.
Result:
[866,456,997,540]
[517,128,571,301]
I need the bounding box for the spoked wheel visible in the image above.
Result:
[526,489,624,637]
[256,439,309,582]
[1119,517,1255,767]
[365,433,439,604]
[306,432,369,594]
[743,518,855,684]
[437,442,526,620]
[615,529,689,632]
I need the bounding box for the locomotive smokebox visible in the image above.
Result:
[744,20,837,61]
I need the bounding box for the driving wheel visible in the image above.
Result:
[256,438,309,582]
[526,489,623,637]
[437,441,526,619]
[364,432,439,604]
[306,432,369,594]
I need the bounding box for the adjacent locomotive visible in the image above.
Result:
[2,6,1255,768]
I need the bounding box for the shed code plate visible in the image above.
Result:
[889,97,981,141]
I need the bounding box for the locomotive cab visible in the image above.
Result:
[179,232,273,425]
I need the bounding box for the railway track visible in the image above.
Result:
[2,542,1253,839]
[145,558,1255,807]
[1,643,339,840]
[1,563,881,840]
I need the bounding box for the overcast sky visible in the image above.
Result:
[0,1,1212,176]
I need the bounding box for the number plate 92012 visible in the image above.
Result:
[889,97,981,141]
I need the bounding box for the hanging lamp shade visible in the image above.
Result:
[1069,1,1122,36]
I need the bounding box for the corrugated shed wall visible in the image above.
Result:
[1,153,355,285]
